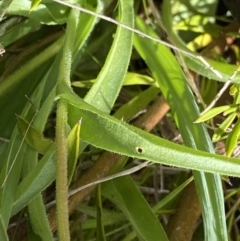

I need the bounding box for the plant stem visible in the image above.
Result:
[56,99,70,241]
[55,8,80,240]
[47,96,170,232]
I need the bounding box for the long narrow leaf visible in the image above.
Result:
[134,13,228,240]
[60,91,240,177]
[83,0,134,112]
[102,176,168,241]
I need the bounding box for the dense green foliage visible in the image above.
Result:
[1,0,240,240]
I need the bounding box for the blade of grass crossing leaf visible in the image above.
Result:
[134,15,228,241]
[13,87,240,226]
[133,16,207,141]
[161,2,230,238]
[13,84,157,216]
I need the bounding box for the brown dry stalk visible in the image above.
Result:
[166,180,201,241]
[47,95,170,232]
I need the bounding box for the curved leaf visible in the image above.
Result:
[83,0,134,112]
[226,118,240,157]
[60,91,240,177]
[195,105,234,123]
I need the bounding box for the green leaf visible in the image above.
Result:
[134,13,228,241]
[160,1,240,83]
[7,0,69,25]
[114,86,159,120]
[212,113,237,141]
[72,72,156,89]
[0,0,14,21]
[77,204,126,222]
[13,86,240,219]
[0,215,8,241]
[195,105,234,123]
[12,145,56,216]
[226,118,240,157]
[223,105,238,116]
[102,176,168,241]
[30,0,42,11]
[0,18,41,48]
[0,36,63,141]
[0,132,27,227]
[84,0,134,113]
[28,195,54,241]
[139,3,229,239]
[60,91,240,177]
[153,177,194,212]
[72,0,102,58]
[43,2,70,24]
[17,115,53,154]
[123,72,156,86]
[67,119,81,185]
